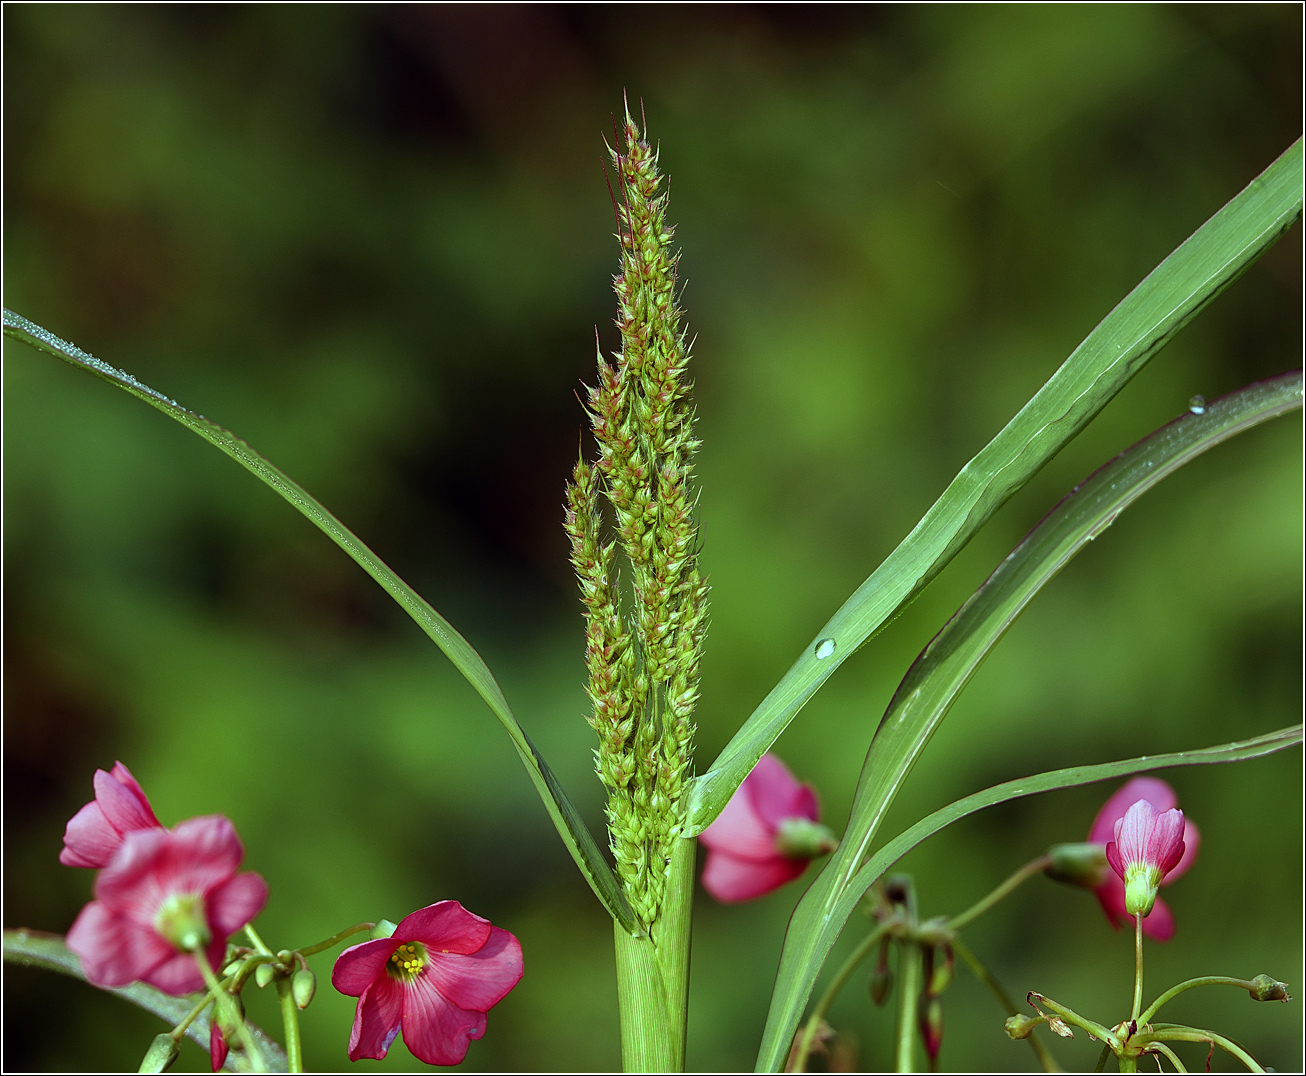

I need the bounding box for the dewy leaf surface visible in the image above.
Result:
[688,138,1303,835]
[3,928,288,1071]
[755,371,1304,1070]
[1,310,638,934]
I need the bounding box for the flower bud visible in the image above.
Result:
[918,997,943,1062]
[370,920,397,940]
[1044,843,1109,889]
[255,962,277,989]
[1005,1014,1041,1040]
[138,1033,179,1073]
[292,967,317,1010]
[1248,974,1291,1002]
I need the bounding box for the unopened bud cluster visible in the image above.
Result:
[565,110,707,927]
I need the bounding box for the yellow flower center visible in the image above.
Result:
[154,892,210,953]
[387,942,427,982]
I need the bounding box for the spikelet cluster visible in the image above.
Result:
[563,110,707,927]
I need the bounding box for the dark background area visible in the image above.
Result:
[4,5,1301,1071]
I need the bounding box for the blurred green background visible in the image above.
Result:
[4,5,1301,1072]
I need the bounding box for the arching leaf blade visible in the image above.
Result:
[2,310,637,934]
[689,138,1303,835]
[754,370,1304,1070]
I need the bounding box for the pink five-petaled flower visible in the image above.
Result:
[331,902,523,1066]
[1090,777,1200,941]
[66,815,268,995]
[697,753,837,903]
[60,761,163,868]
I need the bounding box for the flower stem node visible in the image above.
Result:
[138,1032,180,1073]
[1248,974,1291,1002]
[774,817,838,859]
[368,919,397,940]
[1044,842,1109,889]
[291,967,317,1010]
[254,962,277,988]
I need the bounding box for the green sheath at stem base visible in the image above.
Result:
[614,836,696,1071]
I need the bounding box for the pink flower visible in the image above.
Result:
[331,902,523,1066]
[1106,799,1186,919]
[60,761,163,868]
[698,753,837,903]
[66,816,268,995]
[1089,777,1200,941]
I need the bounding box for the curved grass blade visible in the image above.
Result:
[755,371,1304,1070]
[3,928,288,1071]
[688,138,1303,835]
[2,310,638,934]
[756,723,1304,1072]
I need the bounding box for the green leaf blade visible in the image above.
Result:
[754,371,1303,1071]
[2,310,638,934]
[689,138,1303,835]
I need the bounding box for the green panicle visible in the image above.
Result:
[564,110,707,927]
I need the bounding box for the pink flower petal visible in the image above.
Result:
[60,801,122,868]
[1094,873,1129,930]
[67,900,173,988]
[94,765,160,832]
[333,938,403,997]
[746,755,816,831]
[348,975,405,1061]
[207,873,268,938]
[402,968,487,1066]
[1162,820,1200,884]
[1114,799,1160,868]
[93,828,177,924]
[157,816,245,898]
[143,947,208,996]
[108,762,154,808]
[701,849,808,902]
[1089,778,1177,844]
[424,927,523,1012]
[698,778,779,861]
[397,901,492,956]
[1104,840,1124,881]
[1148,810,1186,876]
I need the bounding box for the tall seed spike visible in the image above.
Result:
[568,110,707,927]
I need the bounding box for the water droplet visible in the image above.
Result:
[1189,394,1206,415]
[814,638,836,661]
